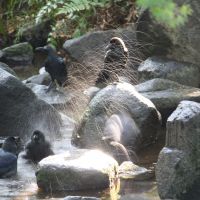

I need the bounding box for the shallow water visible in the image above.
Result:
[0,126,163,200]
[0,67,163,200]
[0,125,75,200]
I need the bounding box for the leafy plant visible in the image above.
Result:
[136,0,192,28]
[35,0,118,46]
[1,0,192,48]
[5,0,44,18]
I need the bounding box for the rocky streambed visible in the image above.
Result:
[0,108,162,200]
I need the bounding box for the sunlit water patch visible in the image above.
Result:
[0,129,162,200]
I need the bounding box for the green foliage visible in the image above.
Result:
[5,0,44,18]
[35,0,121,46]
[136,0,192,28]
[36,0,110,24]
[2,0,192,48]
[35,0,113,37]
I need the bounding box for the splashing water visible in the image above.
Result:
[1,33,164,199]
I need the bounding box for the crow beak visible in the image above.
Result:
[33,134,39,141]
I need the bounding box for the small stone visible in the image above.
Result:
[119,161,154,180]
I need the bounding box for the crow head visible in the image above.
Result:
[2,136,21,155]
[31,130,45,144]
[35,45,56,55]
[104,37,128,65]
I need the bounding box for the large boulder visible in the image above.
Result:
[0,68,62,141]
[135,78,200,123]
[72,82,161,156]
[138,56,200,87]
[36,149,118,192]
[156,101,200,199]
[136,1,200,65]
[63,26,140,70]
[0,42,33,67]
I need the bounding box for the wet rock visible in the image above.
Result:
[36,149,118,192]
[64,196,100,200]
[72,82,161,155]
[0,62,17,77]
[19,20,52,48]
[0,42,33,67]
[0,68,62,141]
[156,101,200,199]
[83,86,100,100]
[138,56,200,87]
[26,83,74,107]
[136,1,200,65]
[119,161,154,180]
[23,72,51,85]
[135,78,200,123]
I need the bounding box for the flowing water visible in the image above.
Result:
[0,67,163,200]
[0,124,163,200]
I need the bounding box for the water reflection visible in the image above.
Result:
[0,130,163,200]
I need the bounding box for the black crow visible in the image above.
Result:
[0,137,21,178]
[23,130,54,163]
[35,45,68,91]
[95,37,128,86]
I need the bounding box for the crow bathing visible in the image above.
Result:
[95,37,128,86]
[0,137,21,178]
[23,130,54,163]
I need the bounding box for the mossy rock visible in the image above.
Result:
[0,42,33,66]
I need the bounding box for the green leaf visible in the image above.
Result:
[136,0,192,29]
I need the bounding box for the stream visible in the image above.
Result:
[0,67,163,200]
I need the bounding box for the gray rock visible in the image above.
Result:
[36,149,118,191]
[72,82,161,155]
[119,161,153,180]
[135,78,200,122]
[0,62,17,77]
[23,72,51,85]
[138,56,200,87]
[0,68,62,140]
[136,1,200,65]
[26,83,74,107]
[156,101,200,199]
[0,42,33,67]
